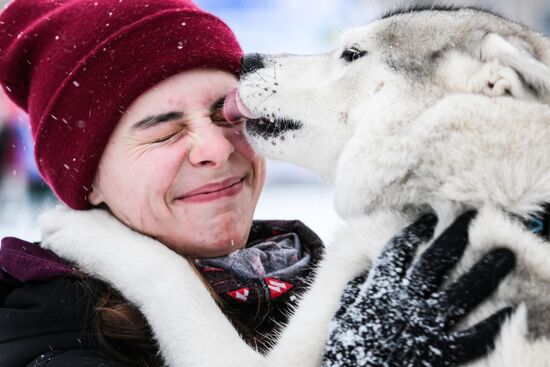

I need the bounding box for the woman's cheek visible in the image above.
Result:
[226,126,258,161]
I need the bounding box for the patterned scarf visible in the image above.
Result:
[194,220,324,350]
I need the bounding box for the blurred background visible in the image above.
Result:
[0,0,548,243]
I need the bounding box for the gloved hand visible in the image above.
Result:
[322,211,515,367]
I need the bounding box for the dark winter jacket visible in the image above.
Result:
[0,220,324,367]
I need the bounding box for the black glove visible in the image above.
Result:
[322,211,516,367]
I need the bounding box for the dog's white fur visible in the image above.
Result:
[39,7,550,366]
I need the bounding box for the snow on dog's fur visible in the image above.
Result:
[39,6,550,367]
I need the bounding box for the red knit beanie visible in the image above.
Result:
[0,0,243,209]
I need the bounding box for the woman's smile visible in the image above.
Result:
[176,176,246,203]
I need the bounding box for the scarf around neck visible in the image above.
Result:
[194,220,324,346]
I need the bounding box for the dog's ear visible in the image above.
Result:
[474,33,550,101]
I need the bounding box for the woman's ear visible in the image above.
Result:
[88,184,105,206]
[88,188,104,206]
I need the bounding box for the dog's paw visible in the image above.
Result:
[467,61,528,99]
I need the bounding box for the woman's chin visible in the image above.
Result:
[204,231,249,257]
[157,207,254,257]
[160,226,250,258]
[185,239,246,258]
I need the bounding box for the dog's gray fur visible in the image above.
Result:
[39,6,550,367]
[236,6,550,366]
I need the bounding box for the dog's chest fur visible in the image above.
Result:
[338,93,550,339]
[335,94,550,219]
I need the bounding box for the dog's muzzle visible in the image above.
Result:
[223,88,303,139]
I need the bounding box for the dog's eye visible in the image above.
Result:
[340,47,367,62]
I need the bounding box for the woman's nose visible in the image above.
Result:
[188,125,235,168]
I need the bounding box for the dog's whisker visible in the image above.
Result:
[344,10,355,31]
[259,91,276,106]
[330,23,344,36]
[252,68,267,83]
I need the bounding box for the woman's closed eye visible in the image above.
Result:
[151,126,186,144]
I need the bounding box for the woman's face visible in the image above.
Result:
[89,69,266,258]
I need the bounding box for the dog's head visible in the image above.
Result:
[238,6,550,184]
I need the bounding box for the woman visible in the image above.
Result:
[0,0,515,366]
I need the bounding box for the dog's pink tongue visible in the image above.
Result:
[223,89,255,124]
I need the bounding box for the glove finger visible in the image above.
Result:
[406,210,476,298]
[371,212,437,286]
[440,248,515,327]
[444,307,513,364]
[333,272,369,319]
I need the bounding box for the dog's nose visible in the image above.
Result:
[240,53,265,76]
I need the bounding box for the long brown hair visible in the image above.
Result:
[81,275,163,366]
[80,260,273,366]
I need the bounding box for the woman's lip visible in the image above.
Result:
[177,179,245,203]
[177,176,245,200]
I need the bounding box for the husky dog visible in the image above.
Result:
[234,5,550,365]
[41,6,550,367]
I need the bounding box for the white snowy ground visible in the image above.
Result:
[0,162,343,245]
